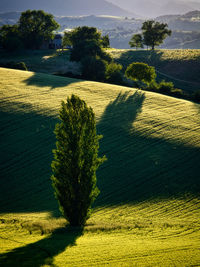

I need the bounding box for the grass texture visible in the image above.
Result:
[0,68,200,266]
[108,48,200,93]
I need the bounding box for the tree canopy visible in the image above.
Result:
[18,9,59,49]
[63,26,111,62]
[142,20,171,50]
[0,24,23,51]
[129,20,171,50]
[129,34,143,49]
[51,95,106,226]
[125,62,156,86]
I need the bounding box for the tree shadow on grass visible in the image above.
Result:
[23,71,80,90]
[95,90,200,206]
[0,226,83,267]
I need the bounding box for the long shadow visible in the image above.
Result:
[0,103,59,214]
[95,90,200,206]
[23,71,80,90]
[0,226,83,267]
[1,91,200,214]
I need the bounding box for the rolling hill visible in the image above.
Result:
[0,68,200,266]
[107,0,200,18]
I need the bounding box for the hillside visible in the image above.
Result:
[107,0,200,18]
[0,68,200,266]
[109,49,200,93]
[1,49,200,95]
[0,0,135,17]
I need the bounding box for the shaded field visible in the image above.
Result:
[0,68,200,266]
[109,49,200,93]
[0,49,71,74]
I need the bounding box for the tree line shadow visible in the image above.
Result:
[23,71,79,90]
[0,226,83,267]
[1,90,200,265]
[1,91,200,213]
[95,90,200,206]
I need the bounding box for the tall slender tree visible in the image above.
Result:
[51,95,106,227]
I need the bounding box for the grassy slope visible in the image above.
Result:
[0,49,71,74]
[0,68,200,266]
[109,48,200,93]
[1,48,200,93]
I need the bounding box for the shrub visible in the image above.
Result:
[81,56,108,82]
[170,88,184,97]
[158,80,174,94]
[0,61,27,71]
[146,80,159,91]
[125,62,156,86]
[193,91,200,102]
[105,62,123,85]
[51,95,106,226]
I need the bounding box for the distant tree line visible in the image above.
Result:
[0,10,59,50]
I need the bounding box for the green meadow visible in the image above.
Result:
[108,48,200,93]
[0,67,200,266]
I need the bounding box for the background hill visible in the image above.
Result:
[0,68,200,265]
[107,0,200,18]
[0,0,135,17]
[1,10,200,49]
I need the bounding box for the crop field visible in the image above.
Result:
[0,68,200,266]
[109,48,200,93]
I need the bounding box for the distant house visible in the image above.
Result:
[40,33,72,50]
[49,34,63,49]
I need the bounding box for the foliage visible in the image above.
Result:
[129,34,143,49]
[68,26,111,62]
[193,90,200,102]
[101,34,110,48]
[18,9,59,49]
[51,95,106,226]
[62,31,73,47]
[0,25,23,51]
[0,61,27,71]
[142,20,171,50]
[105,61,123,85]
[158,80,174,93]
[125,62,156,85]
[81,56,108,82]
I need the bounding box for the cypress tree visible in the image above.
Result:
[51,95,106,226]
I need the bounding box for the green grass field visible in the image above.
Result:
[1,48,200,94]
[108,48,200,93]
[0,49,71,74]
[0,67,200,266]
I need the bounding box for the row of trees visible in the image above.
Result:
[62,26,123,84]
[129,20,172,50]
[0,10,59,50]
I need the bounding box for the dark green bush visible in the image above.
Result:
[193,91,200,102]
[146,80,159,91]
[0,61,28,71]
[158,80,174,94]
[105,62,124,85]
[81,56,107,82]
[170,88,184,97]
